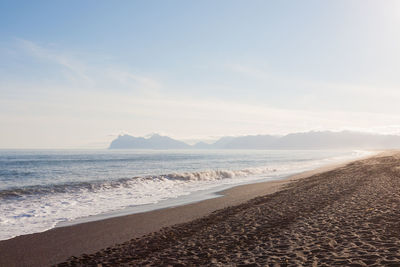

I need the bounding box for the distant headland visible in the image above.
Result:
[109,131,400,150]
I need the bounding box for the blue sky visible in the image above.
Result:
[1,1,400,148]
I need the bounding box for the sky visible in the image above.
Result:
[1,0,400,148]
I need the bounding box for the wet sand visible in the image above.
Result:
[1,152,396,266]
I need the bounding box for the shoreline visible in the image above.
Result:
[0,152,379,266]
[57,151,373,228]
[61,150,400,266]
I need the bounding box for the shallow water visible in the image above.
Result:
[0,149,372,240]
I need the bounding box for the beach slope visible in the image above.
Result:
[2,152,400,266]
[57,151,400,266]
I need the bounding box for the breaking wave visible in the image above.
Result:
[0,167,277,200]
[0,149,374,240]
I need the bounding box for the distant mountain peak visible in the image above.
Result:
[109,131,400,150]
[149,133,169,139]
[109,134,190,149]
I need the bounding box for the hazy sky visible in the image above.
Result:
[1,0,400,148]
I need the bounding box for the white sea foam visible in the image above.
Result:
[0,150,374,240]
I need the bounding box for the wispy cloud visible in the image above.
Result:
[2,40,400,148]
[16,39,162,94]
[2,78,400,148]
[17,39,93,85]
[224,62,400,114]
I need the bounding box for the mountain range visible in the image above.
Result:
[109,131,400,150]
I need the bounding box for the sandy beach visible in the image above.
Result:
[4,1,400,266]
[2,152,400,266]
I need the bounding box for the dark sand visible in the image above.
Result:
[0,159,339,267]
[3,152,400,266]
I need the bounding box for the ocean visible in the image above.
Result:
[0,149,372,240]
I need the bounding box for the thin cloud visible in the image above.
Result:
[15,39,162,95]
[2,40,400,148]
[17,39,93,85]
[225,62,400,113]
